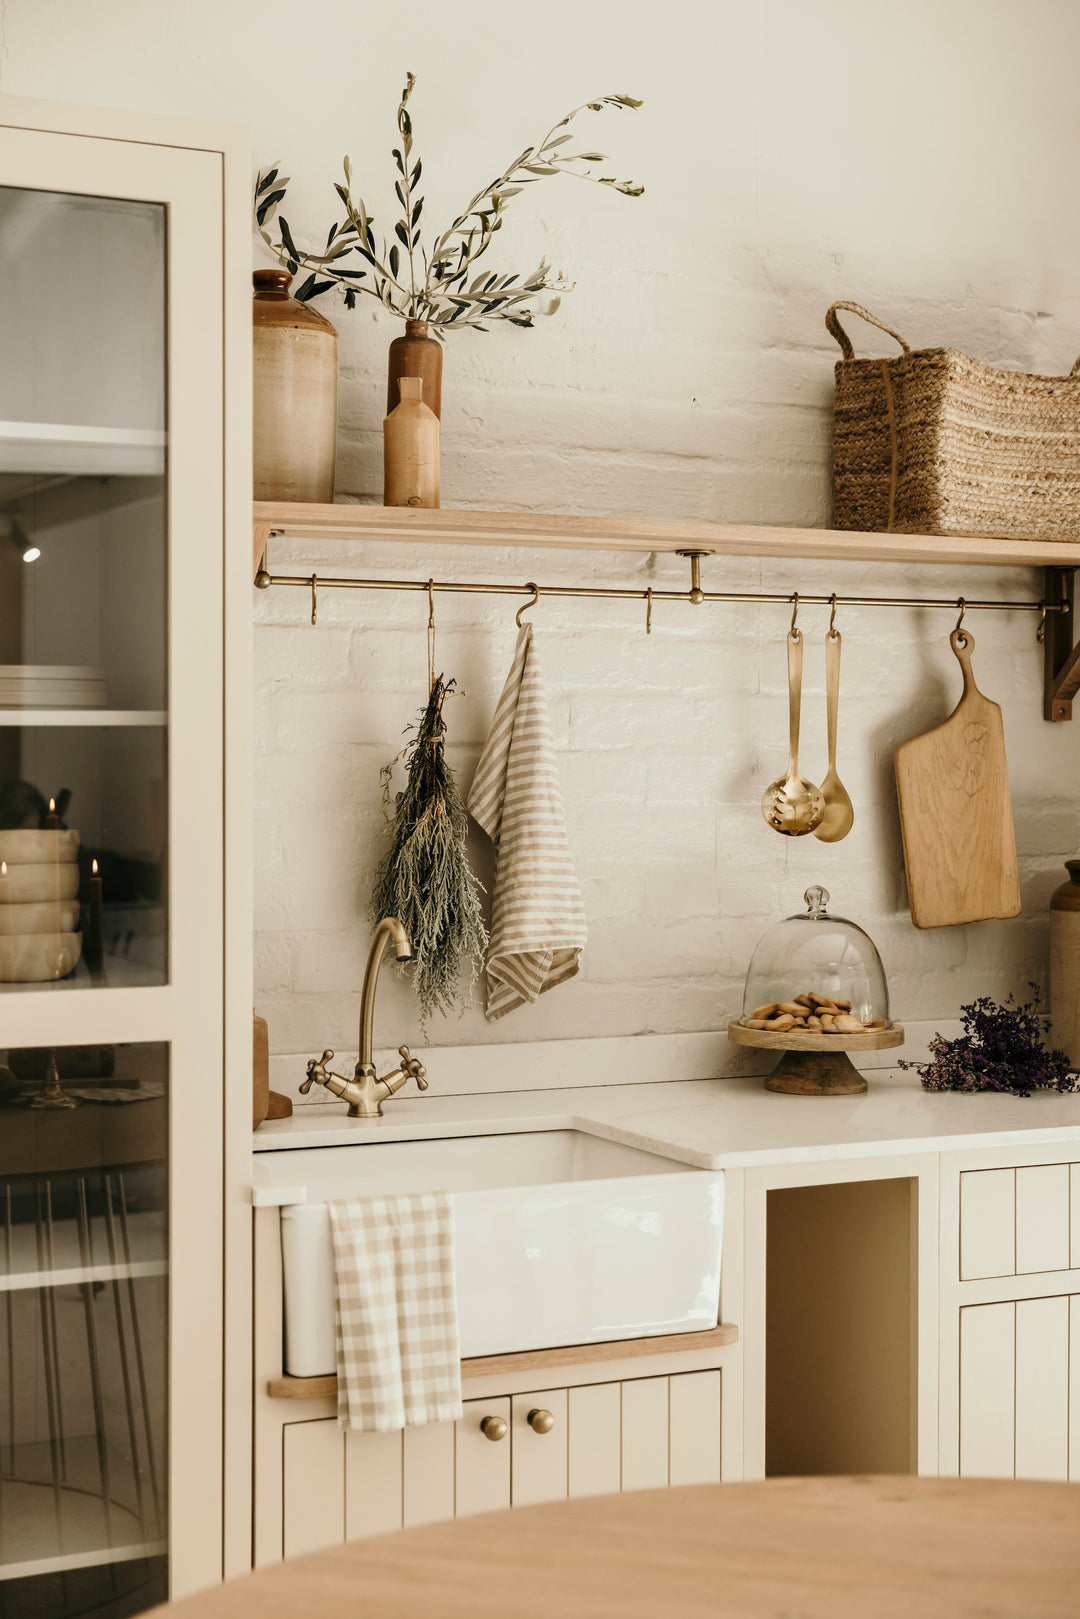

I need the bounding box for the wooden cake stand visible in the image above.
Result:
[727,1021,905,1096]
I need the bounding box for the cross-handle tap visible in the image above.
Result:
[301,919,432,1119]
[300,1042,428,1118]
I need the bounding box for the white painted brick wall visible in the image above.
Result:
[8,0,1080,1059]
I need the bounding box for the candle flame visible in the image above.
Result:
[92,859,98,875]
[49,798,55,813]
[1,861,5,876]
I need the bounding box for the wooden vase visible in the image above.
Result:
[1050,859,1080,1069]
[253,270,338,503]
[387,319,442,420]
[383,377,440,508]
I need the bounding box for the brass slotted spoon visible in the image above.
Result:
[761,621,824,837]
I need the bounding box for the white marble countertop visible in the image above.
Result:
[252,1067,1080,1179]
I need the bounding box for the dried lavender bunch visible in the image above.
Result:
[371,676,487,1025]
[899,987,1078,1097]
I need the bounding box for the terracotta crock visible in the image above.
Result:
[387,319,442,421]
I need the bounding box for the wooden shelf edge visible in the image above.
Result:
[267,1322,739,1400]
[253,500,1080,570]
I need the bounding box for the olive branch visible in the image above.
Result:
[254,75,643,333]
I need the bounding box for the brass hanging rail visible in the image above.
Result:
[254,564,1064,626]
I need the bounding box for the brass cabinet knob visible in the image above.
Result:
[480,1414,507,1442]
[527,1408,555,1434]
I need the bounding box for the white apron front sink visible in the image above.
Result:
[265,1129,724,1376]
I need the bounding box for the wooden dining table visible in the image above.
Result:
[154,1476,1080,1618]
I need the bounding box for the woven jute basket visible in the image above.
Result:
[828,300,1080,541]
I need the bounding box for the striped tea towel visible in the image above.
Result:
[328,1192,462,1432]
[468,621,586,1020]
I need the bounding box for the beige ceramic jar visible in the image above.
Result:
[253,270,338,503]
[383,377,439,508]
[1050,859,1080,1069]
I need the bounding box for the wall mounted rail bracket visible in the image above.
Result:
[1043,566,1078,721]
[676,549,714,604]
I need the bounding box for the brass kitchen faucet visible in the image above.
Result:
[300,917,428,1118]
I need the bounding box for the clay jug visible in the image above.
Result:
[253,270,338,503]
[383,377,440,508]
[387,319,442,420]
[1050,859,1080,1069]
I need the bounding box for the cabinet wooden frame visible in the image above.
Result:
[0,95,252,1595]
[741,1153,940,1481]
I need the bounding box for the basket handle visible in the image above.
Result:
[826,301,912,361]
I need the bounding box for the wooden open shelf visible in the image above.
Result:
[252,501,1080,718]
[268,1321,739,1400]
[253,500,1080,571]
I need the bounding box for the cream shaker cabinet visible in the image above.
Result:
[943,1156,1080,1481]
[277,1370,724,1561]
[0,96,251,1607]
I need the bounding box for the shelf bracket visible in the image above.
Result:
[1043,566,1078,722]
[252,519,272,583]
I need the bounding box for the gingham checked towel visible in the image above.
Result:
[328,1192,462,1432]
[468,621,586,1019]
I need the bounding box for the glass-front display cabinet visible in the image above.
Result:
[0,98,247,1609]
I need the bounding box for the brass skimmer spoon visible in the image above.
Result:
[761,617,824,836]
[814,623,855,842]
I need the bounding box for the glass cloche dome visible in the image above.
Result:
[740,886,891,1030]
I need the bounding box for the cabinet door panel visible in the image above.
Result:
[669,1371,722,1486]
[621,1377,669,1492]
[959,1170,1014,1279]
[402,1419,455,1527]
[511,1389,568,1507]
[1070,1297,1080,1481]
[959,1303,1015,1478]
[1016,1167,1070,1275]
[456,1397,511,1518]
[1015,1296,1069,1480]
[1070,1166,1080,1269]
[568,1383,622,1499]
[345,1428,404,1539]
[283,1420,345,1558]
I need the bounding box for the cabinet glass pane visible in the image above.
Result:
[0,1041,168,1612]
[0,187,167,993]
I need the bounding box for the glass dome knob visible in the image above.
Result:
[804,886,829,917]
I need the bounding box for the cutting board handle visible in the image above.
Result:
[950,626,978,699]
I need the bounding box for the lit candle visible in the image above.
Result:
[86,857,104,980]
[45,797,60,831]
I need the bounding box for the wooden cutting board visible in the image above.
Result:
[894,628,1021,929]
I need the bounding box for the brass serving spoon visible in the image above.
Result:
[814,624,855,842]
[761,617,824,836]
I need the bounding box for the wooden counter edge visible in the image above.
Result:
[267,1322,739,1399]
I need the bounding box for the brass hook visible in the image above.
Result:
[516,583,540,628]
[952,599,971,647]
[789,592,800,640]
[645,587,653,636]
[310,573,318,626]
[828,593,839,637]
[1037,601,1047,645]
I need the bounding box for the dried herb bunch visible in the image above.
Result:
[900,987,1078,1097]
[254,75,643,332]
[371,676,487,1024]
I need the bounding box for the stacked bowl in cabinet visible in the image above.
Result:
[0,829,83,981]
